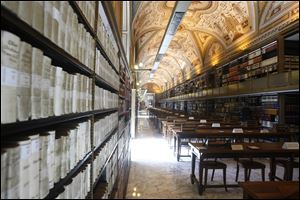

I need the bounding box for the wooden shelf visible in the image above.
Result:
[1,108,118,137]
[45,150,92,199]
[95,38,119,75]
[95,74,119,93]
[119,111,129,117]
[1,5,93,77]
[101,2,130,75]
[93,142,118,189]
[69,1,96,38]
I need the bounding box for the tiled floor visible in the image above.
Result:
[126,115,298,199]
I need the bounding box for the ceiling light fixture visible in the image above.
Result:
[149,1,191,78]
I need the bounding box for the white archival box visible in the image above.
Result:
[188,117,194,120]
[200,119,207,123]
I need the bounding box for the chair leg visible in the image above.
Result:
[204,168,208,191]
[248,169,251,181]
[223,168,228,192]
[244,168,248,181]
[262,168,265,182]
[211,169,215,181]
[235,163,239,182]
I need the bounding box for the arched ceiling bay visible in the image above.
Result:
[133,1,299,91]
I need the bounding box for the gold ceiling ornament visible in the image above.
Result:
[133,1,299,91]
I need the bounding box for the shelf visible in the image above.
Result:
[101,2,129,75]
[94,126,118,153]
[95,38,119,75]
[69,1,96,38]
[1,5,93,77]
[45,150,93,199]
[93,142,118,189]
[95,74,119,93]
[120,77,125,84]
[119,94,125,99]
[1,108,118,137]
[119,111,129,117]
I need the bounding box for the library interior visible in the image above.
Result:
[1,1,299,199]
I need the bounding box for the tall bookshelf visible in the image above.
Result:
[1,2,131,199]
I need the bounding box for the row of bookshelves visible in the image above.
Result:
[2,1,131,199]
[158,37,298,101]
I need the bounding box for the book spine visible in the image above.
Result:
[17,41,32,121]
[41,56,52,118]
[19,140,31,199]
[32,1,44,34]
[39,135,49,198]
[6,146,20,199]
[1,31,20,123]
[17,1,33,26]
[1,151,8,199]
[29,135,40,199]
[31,48,43,120]
[48,131,55,189]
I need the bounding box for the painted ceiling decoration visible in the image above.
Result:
[132,1,299,92]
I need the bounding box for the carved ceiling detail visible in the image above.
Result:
[133,1,299,89]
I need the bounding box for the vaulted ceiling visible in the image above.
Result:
[132,1,299,92]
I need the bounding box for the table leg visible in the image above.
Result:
[198,158,204,195]
[269,157,275,181]
[173,136,177,153]
[191,152,196,184]
[286,157,293,181]
[177,137,181,161]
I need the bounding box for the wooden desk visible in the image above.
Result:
[174,129,295,161]
[239,181,299,199]
[189,142,299,195]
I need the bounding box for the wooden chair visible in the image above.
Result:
[274,158,299,181]
[201,159,228,192]
[235,158,265,182]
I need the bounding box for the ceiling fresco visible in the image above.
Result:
[132,1,299,91]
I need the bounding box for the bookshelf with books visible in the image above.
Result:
[1,1,131,199]
[284,93,299,126]
[157,36,298,104]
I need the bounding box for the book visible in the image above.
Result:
[17,41,32,121]
[1,30,20,124]
[17,1,33,26]
[39,133,50,198]
[231,144,243,150]
[32,1,44,34]
[29,134,40,199]
[1,1,19,14]
[41,56,51,118]
[49,65,55,116]
[47,131,55,189]
[64,73,70,114]
[72,74,78,113]
[18,138,31,199]
[44,1,53,39]
[1,150,8,199]
[31,48,43,120]
[5,144,20,199]
[54,67,63,116]
[212,123,221,127]
[59,1,68,48]
[54,134,62,183]
[51,2,60,45]
[232,128,243,133]
[282,142,299,150]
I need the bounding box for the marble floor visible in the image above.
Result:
[126,115,298,199]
